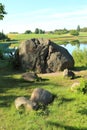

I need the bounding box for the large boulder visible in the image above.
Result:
[19,38,74,73]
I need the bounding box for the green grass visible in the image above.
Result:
[0,32,84,48]
[0,32,87,129]
[72,48,87,68]
[7,32,87,44]
[0,60,87,130]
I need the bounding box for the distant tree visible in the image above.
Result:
[47,31,54,34]
[54,28,69,35]
[35,28,45,34]
[70,30,79,36]
[0,3,7,20]
[39,29,45,34]
[9,32,19,34]
[24,30,32,34]
[35,28,39,34]
[80,27,87,32]
[77,25,80,32]
[0,32,10,41]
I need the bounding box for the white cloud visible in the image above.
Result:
[0,7,87,33]
[50,8,87,19]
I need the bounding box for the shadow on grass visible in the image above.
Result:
[78,108,87,115]
[0,75,50,92]
[47,121,87,130]
[0,72,58,107]
[57,97,75,106]
[74,66,87,71]
[75,75,81,79]
[0,95,18,107]
[0,94,31,108]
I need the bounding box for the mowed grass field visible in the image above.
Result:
[7,32,87,45]
[0,32,85,48]
[0,60,87,130]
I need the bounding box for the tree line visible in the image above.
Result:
[20,25,87,36]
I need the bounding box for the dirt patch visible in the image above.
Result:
[38,70,87,78]
[38,71,63,77]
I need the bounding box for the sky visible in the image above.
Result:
[0,0,87,33]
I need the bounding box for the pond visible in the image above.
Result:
[1,40,87,57]
[0,41,18,58]
[61,42,87,54]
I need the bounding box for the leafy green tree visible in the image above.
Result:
[0,3,7,20]
[35,28,45,34]
[70,30,79,36]
[24,30,32,34]
[54,28,69,35]
[39,29,45,34]
[35,28,39,34]
[77,25,80,32]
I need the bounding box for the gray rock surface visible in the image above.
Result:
[30,88,54,105]
[15,97,38,110]
[21,72,41,82]
[19,38,74,73]
[63,68,75,79]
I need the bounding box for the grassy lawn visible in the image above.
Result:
[0,32,87,130]
[0,60,87,130]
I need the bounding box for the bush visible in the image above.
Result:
[70,30,79,36]
[54,29,69,35]
[71,79,87,94]
[77,79,87,94]
[72,48,87,67]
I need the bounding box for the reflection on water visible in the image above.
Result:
[0,41,18,58]
[61,40,87,54]
[0,40,87,57]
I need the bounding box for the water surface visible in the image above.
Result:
[61,43,87,54]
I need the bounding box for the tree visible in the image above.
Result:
[77,25,80,32]
[35,28,39,34]
[70,30,79,36]
[54,28,69,35]
[35,28,45,34]
[0,3,7,20]
[24,30,32,34]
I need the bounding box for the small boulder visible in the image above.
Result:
[15,97,38,110]
[30,88,54,105]
[63,68,75,79]
[22,72,41,82]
